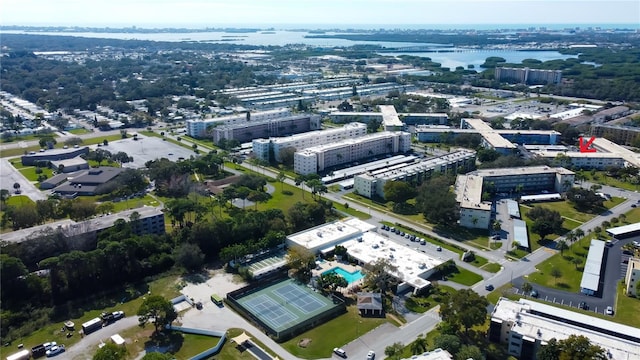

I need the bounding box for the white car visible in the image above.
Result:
[46,344,65,357]
[605,306,614,315]
[367,350,376,359]
[43,342,57,351]
[333,347,347,358]
[112,310,125,320]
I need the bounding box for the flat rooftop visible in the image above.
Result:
[298,131,406,154]
[379,105,404,128]
[287,219,362,251]
[321,155,417,183]
[264,122,366,145]
[341,231,443,290]
[373,150,475,181]
[581,240,605,292]
[455,174,491,211]
[473,166,574,178]
[607,222,640,237]
[493,298,640,360]
[513,219,529,249]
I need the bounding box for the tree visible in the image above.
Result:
[383,181,417,203]
[565,188,604,212]
[384,342,404,360]
[317,272,348,293]
[572,257,583,270]
[439,289,489,336]
[550,268,562,284]
[0,189,9,202]
[286,246,315,283]
[13,182,20,193]
[416,177,459,225]
[433,334,462,355]
[455,345,484,360]
[521,282,533,296]
[39,136,56,149]
[96,201,115,215]
[537,335,607,360]
[556,240,568,255]
[492,220,502,233]
[527,207,563,240]
[362,258,399,297]
[410,334,428,355]
[277,171,286,192]
[64,137,83,146]
[103,139,109,146]
[173,243,205,272]
[137,295,177,333]
[93,342,126,360]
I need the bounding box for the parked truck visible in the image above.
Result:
[6,349,30,360]
[81,317,103,335]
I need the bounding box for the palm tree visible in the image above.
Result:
[521,282,533,296]
[574,228,585,239]
[556,240,568,255]
[410,334,428,355]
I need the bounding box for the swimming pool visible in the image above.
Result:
[322,267,364,283]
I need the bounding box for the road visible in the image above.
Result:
[0,158,47,201]
[0,129,122,152]
[63,316,139,360]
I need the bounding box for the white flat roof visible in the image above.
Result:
[341,232,443,289]
[513,219,529,249]
[607,222,640,236]
[380,105,404,128]
[506,199,520,218]
[287,219,361,251]
[493,298,640,360]
[580,240,605,292]
[520,194,562,202]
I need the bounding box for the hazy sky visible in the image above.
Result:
[2,0,639,28]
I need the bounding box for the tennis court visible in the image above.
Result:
[233,278,342,335]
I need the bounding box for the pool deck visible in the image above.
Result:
[313,260,364,294]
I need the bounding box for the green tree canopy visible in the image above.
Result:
[286,246,316,283]
[536,335,607,360]
[137,295,177,333]
[383,181,417,203]
[93,342,126,360]
[416,176,459,225]
[439,289,489,336]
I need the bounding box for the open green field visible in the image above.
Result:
[527,233,597,292]
[0,133,59,144]
[519,203,583,252]
[18,166,55,182]
[5,195,35,207]
[281,306,388,359]
[447,266,483,286]
[578,170,640,191]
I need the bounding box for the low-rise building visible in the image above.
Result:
[293,131,411,175]
[353,150,476,199]
[53,167,124,196]
[625,257,640,296]
[252,122,367,162]
[591,123,640,146]
[490,297,640,360]
[21,146,89,166]
[400,349,453,360]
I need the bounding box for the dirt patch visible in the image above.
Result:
[298,338,312,348]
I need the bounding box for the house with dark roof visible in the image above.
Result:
[53,167,124,196]
[356,292,383,316]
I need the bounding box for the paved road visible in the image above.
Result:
[0,158,47,201]
[64,316,139,360]
[0,129,123,152]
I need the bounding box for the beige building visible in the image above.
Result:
[625,257,640,296]
[455,166,574,229]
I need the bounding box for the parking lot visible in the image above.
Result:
[100,135,196,169]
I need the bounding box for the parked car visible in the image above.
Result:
[578,301,589,310]
[112,311,125,320]
[333,347,347,358]
[530,290,538,298]
[605,306,614,315]
[436,246,442,251]
[485,284,494,291]
[366,350,376,359]
[46,345,65,357]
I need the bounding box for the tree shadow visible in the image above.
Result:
[182,271,208,284]
[144,330,184,354]
[556,283,570,289]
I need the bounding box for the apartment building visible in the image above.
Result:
[490,298,640,360]
[533,151,626,170]
[185,108,291,138]
[495,67,562,85]
[329,111,448,126]
[252,122,367,162]
[625,257,640,296]
[591,123,640,146]
[294,131,411,175]
[353,150,476,199]
[211,114,321,145]
[455,166,574,229]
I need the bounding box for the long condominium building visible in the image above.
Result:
[490,298,640,360]
[212,114,321,145]
[455,166,574,229]
[294,131,411,175]
[353,150,476,199]
[186,108,291,138]
[495,67,562,85]
[252,122,368,162]
[532,137,640,170]
[591,123,640,146]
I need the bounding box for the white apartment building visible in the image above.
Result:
[353,150,476,199]
[455,166,574,229]
[495,67,562,85]
[186,108,291,138]
[252,122,367,162]
[294,131,411,175]
[490,298,640,360]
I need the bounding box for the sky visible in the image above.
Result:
[2,0,639,28]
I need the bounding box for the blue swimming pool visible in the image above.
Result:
[322,267,364,283]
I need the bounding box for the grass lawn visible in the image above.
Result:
[18,166,55,182]
[578,171,639,191]
[280,306,387,359]
[68,128,91,135]
[6,195,35,207]
[81,134,123,146]
[182,135,216,150]
[110,194,160,212]
[0,133,59,144]
[519,203,583,252]
[614,282,640,328]
[332,202,370,220]
[447,266,483,286]
[527,234,598,292]
[1,134,124,158]
[12,274,182,353]
[404,285,457,313]
[620,207,640,223]
[173,333,221,360]
[218,328,277,360]
[481,262,503,273]
[486,283,522,305]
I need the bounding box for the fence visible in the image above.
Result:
[165,325,226,360]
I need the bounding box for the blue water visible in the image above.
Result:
[322,267,365,283]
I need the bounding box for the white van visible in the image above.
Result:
[333,348,347,358]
